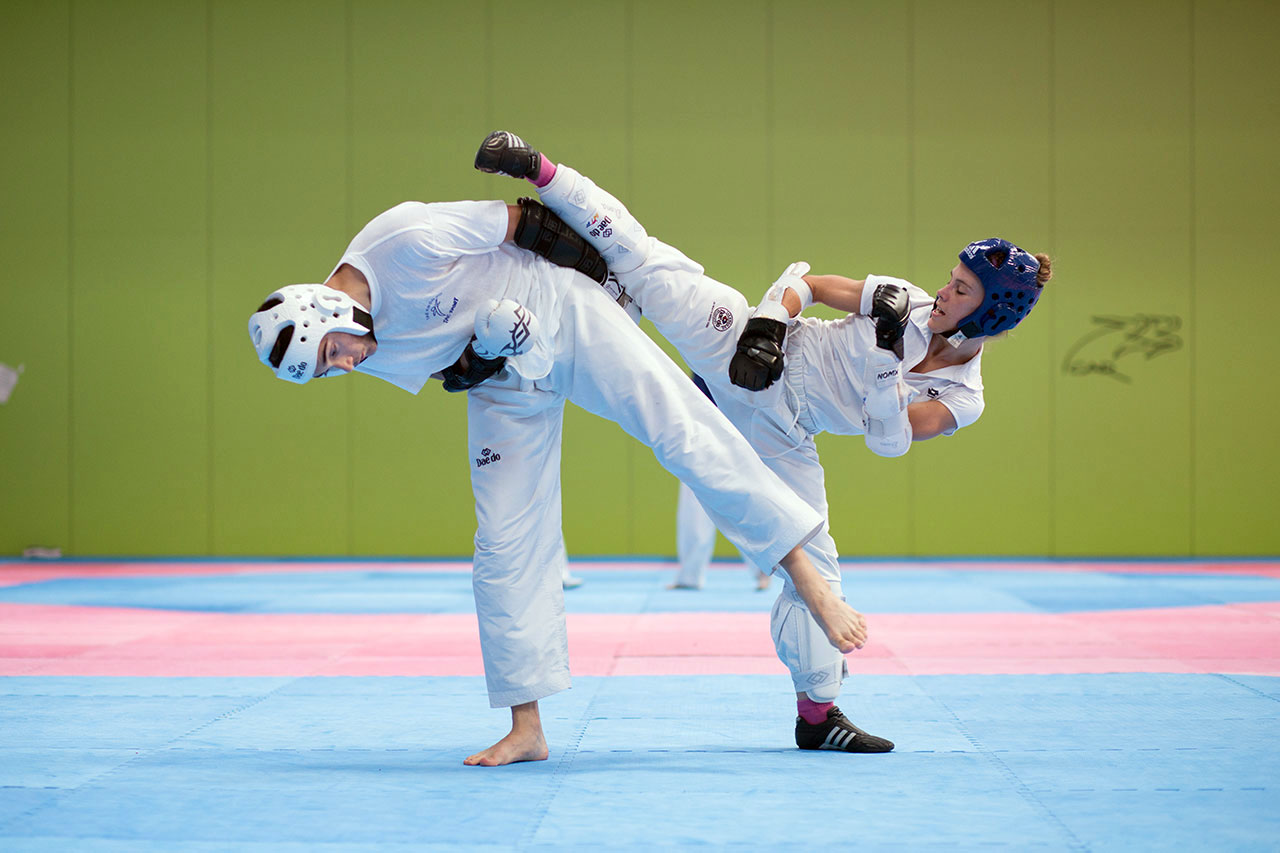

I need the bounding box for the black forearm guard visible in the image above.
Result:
[513,197,609,284]
[440,339,507,392]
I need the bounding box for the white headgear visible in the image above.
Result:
[248,284,374,384]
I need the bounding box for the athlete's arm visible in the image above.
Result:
[781,275,867,317]
[505,204,521,241]
[907,400,958,441]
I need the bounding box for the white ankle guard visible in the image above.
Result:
[771,588,847,702]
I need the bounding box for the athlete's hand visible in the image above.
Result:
[728,317,787,391]
[871,283,910,360]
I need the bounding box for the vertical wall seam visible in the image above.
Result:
[66,0,75,555]
[1047,0,1057,557]
[345,0,355,556]
[1187,0,1197,556]
[624,0,636,555]
[905,0,916,555]
[765,0,775,277]
[206,0,215,554]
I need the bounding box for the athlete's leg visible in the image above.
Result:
[464,379,571,765]
[558,279,822,578]
[764,437,894,753]
[476,132,751,390]
[763,438,847,699]
[672,481,715,589]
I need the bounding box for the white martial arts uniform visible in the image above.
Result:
[534,166,984,700]
[332,199,824,708]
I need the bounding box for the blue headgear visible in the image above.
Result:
[946,238,1042,346]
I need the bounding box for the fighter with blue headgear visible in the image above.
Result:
[943,237,1045,346]
[476,128,1057,758]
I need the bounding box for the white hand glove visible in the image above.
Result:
[473,299,539,359]
[754,261,812,324]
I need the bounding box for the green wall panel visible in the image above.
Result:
[774,0,912,558]
[912,0,1054,556]
[0,1,71,555]
[630,0,772,557]
[1191,0,1280,554]
[345,0,489,556]
[209,0,351,555]
[1052,0,1194,555]
[490,0,640,557]
[70,0,210,553]
[3,0,1277,558]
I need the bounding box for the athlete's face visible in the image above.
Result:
[315,331,377,378]
[928,264,985,334]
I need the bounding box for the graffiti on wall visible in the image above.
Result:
[1061,315,1183,383]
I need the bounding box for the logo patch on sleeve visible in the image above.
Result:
[708,304,734,332]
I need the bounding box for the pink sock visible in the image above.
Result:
[529,154,557,188]
[798,698,834,725]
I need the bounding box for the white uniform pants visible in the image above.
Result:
[675,481,763,589]
[467,277,823,707]
[536,166,849,699]
[626,244,849,699]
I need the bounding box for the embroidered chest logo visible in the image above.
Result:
[475,447,502,468]
[708,304,734,332]
[927,387,940,399]
[425,296,460,324]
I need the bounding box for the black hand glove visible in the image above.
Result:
[871,284,910,360]
[728,317,787,391]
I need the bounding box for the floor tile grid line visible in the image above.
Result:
[921,678,1092,853]
[0,677,304,837]
[516,680,606,852]
[1211,673,1280,704]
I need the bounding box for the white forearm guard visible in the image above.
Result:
[864,407,912,458]
[755,261,812,324]
[862,348,912,457]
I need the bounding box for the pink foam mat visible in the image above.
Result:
[3,602,1276,678]
[0,561,473,587]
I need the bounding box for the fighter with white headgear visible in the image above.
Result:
[248,188,872,767]
[478,130,1053,753]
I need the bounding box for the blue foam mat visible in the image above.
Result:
[2,674,1277,851]
[2,568,1277,613]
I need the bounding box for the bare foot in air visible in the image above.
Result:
[810,593,867,653]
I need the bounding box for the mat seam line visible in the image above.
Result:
[515,684,603,850]
[1211,673,1280,704]
[924,685,1091,852]
[0,677,302,835]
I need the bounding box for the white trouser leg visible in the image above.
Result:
[764,435,848,701]
[537,165,786,421]
[675,481,716,588]
[553,280,822,573]
[467,382,572,708]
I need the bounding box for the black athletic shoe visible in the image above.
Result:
[475,130,541,179]
[795,707,894,753]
